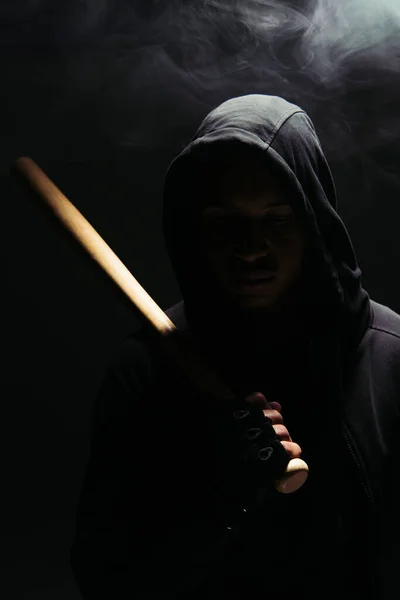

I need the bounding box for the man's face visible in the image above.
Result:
[199,164,306,311]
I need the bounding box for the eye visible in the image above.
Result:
[265,213,295,225]
[203,216,242,241]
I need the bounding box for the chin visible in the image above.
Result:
[229,282,288,311]
[236,297,277,310]
[227,287,277,307]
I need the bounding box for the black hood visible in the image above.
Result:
[162,94,371,392]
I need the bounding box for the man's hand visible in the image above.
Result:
[245,392,302,460]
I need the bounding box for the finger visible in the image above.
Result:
[272,423,292,442]
[281,441,302,459]
[245,394,282,415]
[262,409,284,425]
[245,392,268,408]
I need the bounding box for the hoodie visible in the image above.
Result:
[71,95,400,599]
[162,93,374,597]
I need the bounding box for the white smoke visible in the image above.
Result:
[216,0,400,80]
[303,0,400,82]
[3,0,400,169]
[86,0,400,154]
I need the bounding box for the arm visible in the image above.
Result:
[70,335,298,598]
[70,334,233,598]
[70,335,176,599]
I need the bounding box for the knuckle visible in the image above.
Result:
[263,409,283,424]
[281,441,302,458]
[273,424,291,440]
[245,392,268,407]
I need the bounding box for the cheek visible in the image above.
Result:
[205,240,234,264]
[203,248,235,284]
[207,254,231,279]
[282,237,306,272]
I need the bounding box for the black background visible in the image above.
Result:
[2,1,400,598]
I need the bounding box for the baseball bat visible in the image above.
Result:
[14,156,309,494]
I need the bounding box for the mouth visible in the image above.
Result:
[232,271,277,291]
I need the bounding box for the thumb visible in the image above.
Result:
[245,392,282,412]
[245,391,269,408]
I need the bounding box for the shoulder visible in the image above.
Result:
[369,300,400,342]
[363,300,400,374]
[103,300,187,391]
[165,300,187,331]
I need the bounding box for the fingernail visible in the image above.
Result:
[246,392,267,405]
[269,401,282,411]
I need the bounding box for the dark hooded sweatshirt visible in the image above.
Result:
[70,95,400,599]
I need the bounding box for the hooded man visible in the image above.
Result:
[70,95,400,599]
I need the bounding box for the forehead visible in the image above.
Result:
[205,160,289,213]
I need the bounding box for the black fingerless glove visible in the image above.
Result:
[206,396,290,516]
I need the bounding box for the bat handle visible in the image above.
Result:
[275,457,309,493]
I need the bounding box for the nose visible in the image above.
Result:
[233,224,269,262]
[234,244,268,262]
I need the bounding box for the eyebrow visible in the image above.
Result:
[204,203,292,215]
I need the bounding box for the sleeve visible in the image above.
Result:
[70,336,178,599]
[69,334,283,598]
